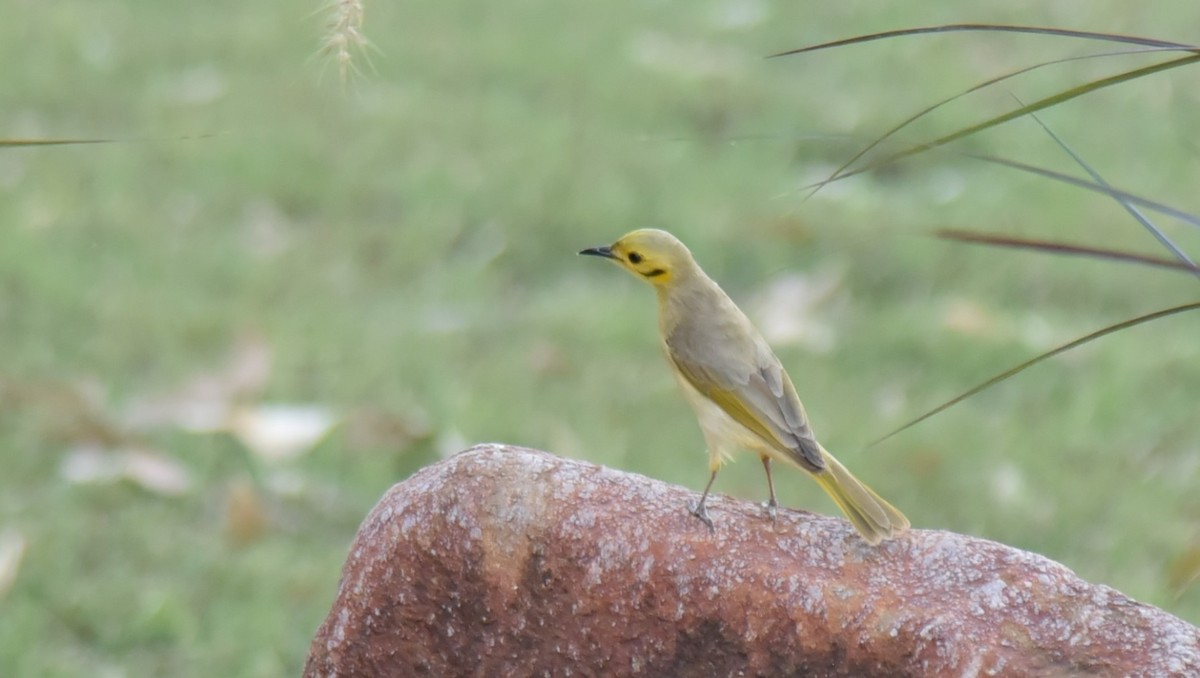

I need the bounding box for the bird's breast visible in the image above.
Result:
[670,365,763,456]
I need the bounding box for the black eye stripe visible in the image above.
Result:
[627,252,643,264]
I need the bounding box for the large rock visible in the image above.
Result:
[305,444,1200,677]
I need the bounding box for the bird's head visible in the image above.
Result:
[579,229,695,287]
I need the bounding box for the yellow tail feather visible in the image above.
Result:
[812,447,909,545]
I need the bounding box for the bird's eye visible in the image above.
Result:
[628,252,643,264]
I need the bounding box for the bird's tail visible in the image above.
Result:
[812,446,909,545]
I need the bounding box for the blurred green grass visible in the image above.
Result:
[3,0,1200,674]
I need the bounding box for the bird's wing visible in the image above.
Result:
[666,331,825,472]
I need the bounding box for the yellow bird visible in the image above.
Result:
[580,229,908,544]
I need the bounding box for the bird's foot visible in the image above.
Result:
[688,501,715,532]
[763,499,778,521]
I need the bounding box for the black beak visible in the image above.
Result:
[579,245,618,260]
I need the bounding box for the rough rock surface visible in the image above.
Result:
[305,444,1200,677]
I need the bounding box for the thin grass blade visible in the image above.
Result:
[802,47,1183,201]
[770,24,1199,59]
[1,134,216,148]
[963,152,1200,230]
[0,139,118,147]
[935,229,1196,272]
[801,53,1200,188]
[1016,98,1200,277]
[869,301,1200,446]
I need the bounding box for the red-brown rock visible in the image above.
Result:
[305,444,1200,677]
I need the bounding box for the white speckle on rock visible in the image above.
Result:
[831,585,854,601]
[918,618,941,640]
[585,559,604,586]
[801,584,824,615]
[638,556,655,582]
[976,579,1007,611]
[329,607,349,650]
[959,651,983,678]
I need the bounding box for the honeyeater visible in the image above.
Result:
[580,229,908,544]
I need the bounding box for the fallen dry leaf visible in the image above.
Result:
[630,30,746,80]
[343,406,432,452]
[436,429,468,460]
[941,297,999,337]
[123,332,272,433]
[872,383,908,421]
[165,63,226,105]
[241,199,294,260]
[225,476,269,547]
[0,529,27,599]
[3,378,127,446]
[60,445,192,496]
[121,449,192,496]
[528,340,570,377]
[708,0,767,29]
[1168,546,1200,598]
[59,445,124,485]
[748,270,843,352]
[229,404,338,462]
[989,462,1028,508]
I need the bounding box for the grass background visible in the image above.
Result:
[3,0,1199,674]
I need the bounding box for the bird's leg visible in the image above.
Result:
[689,470,718,531]
[760,456,778,520]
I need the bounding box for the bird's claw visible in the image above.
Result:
[763,499,778,521]
[689,501,715,532]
